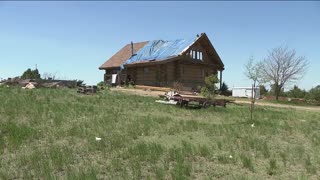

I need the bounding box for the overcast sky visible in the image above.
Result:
[1,1,319,90]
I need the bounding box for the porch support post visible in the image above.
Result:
[124,66,128,84]
[219,70,222,89]
[104,70,107,83]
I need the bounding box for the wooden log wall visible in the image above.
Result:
[135,65,158,86]
[178,62,217,90]
[125,57,218,90]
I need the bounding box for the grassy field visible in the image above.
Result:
[1,87,320,179]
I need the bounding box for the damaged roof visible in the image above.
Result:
[123,37,198,67]
[99,33,224,70]
[99,41,148,69]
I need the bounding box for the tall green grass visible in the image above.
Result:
[0,87,319,179]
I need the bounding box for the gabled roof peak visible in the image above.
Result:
[99,32,225,70]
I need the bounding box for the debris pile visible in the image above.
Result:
[22,82,37,89]
[1,78,79,89]
[77,85,98,95]
[157,90,230,108]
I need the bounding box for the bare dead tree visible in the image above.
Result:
[260,46,308,100]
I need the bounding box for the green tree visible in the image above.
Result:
[97,81,105,87]
[21,68,41,79]
[76,80,84,87]
[21,68,32,79]
[259,85,268,96]
[201,74,219,99]
[219,81,231,96]
[32,69,41,79]
[269,84,286,97]
[220,82,228,93]
[287,85,307,98]
[306,85,320,101]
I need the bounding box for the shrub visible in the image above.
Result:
[21,68,41,80]
[267,158,278,175]
[286,85,307,98]
[76,80,84,87]
[306,85,320,101]
[219,82,232,96]
[201,74,219,99]
[97,81,110,90]
[259,85,268,96]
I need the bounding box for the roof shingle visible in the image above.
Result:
[99,41,148,69]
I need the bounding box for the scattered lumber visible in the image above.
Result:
[157,90,229,108]
[155,100,178,105]
[77,85,98,95]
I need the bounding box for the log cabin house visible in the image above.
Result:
[99,33,224,91]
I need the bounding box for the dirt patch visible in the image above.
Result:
[110,88,164,97]
[235,100,320,112]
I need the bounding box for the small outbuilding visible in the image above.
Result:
[232,87,260,99]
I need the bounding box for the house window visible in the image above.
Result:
[189,50,203,60]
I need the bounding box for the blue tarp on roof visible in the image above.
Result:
[122,37,198,68]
